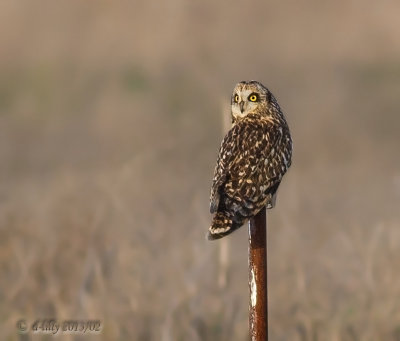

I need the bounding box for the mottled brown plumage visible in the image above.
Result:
[208,80,292,240]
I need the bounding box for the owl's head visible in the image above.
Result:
[231,80,278,122]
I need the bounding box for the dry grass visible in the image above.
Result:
[1,1,400,340]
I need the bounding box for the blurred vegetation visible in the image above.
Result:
[1,1,400,340]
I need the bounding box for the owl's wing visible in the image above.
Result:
[211,117,291,214]
[212,120,287,214]
[210,128,237,213]
[231,121,283,183]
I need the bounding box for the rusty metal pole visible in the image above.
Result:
[248,207,268,341]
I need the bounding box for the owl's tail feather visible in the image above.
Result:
[207,211,244,240]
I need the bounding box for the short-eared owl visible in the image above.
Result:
[208,80,292,240]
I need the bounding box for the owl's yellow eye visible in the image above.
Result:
[249,94,258,102]
[234,95,239,103]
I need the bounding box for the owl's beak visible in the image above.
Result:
[239,101,245,113]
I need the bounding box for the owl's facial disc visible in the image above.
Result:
[231,89,260,120]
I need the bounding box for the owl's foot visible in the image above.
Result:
[266,192,277,209]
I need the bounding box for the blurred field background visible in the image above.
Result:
[1,1,400,340]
